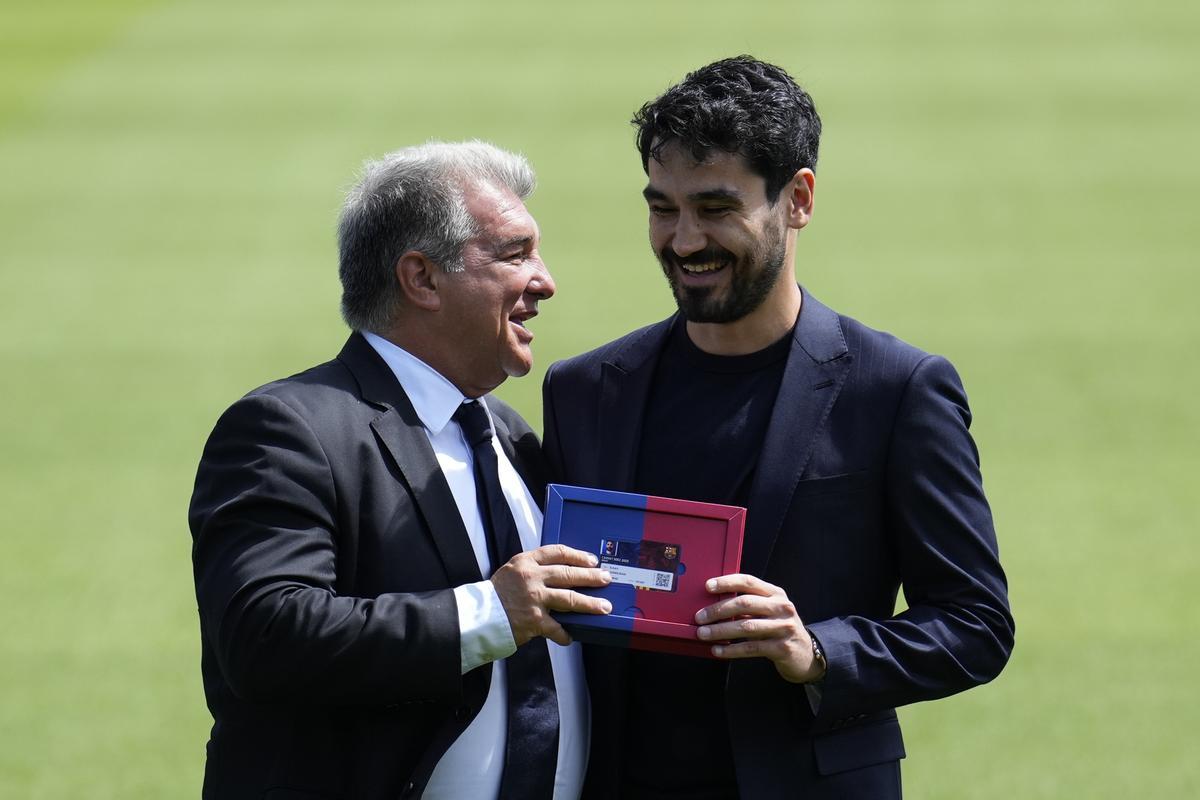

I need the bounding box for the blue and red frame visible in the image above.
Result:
[541,483,746,658]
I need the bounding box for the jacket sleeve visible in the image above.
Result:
[189,392,462,706]
[806,355,1015,720]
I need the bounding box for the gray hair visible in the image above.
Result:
[337,140,536,333]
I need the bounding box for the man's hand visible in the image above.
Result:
[491,544,612,647]
[695,574,824,684]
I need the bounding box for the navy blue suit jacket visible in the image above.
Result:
[189,333,549,800]
[542,292,1014,799]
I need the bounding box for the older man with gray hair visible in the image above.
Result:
[190,141,611,800]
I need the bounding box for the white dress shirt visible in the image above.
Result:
[363,332,588,800]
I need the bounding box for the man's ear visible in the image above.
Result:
[783,168,816,230]
[395,251,442,311]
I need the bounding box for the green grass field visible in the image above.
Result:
[2,1,1197,796]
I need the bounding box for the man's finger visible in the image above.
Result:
[541,619,572,647]
[542,565,612,589]
[710,639,780,660]
[697,617,790,642]
[544,588,612,616]
[695,593,773,624]
[705,573,776,596]
[530,544,600,567]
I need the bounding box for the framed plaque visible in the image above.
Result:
[541,484,746,658]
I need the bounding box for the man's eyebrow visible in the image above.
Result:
[688,188,743,204]
[641,186,744,205]
[491,235,535,253]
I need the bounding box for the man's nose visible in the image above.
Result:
[670,213,706,258]
[528,259,556,300]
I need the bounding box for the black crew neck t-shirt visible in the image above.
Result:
[620,319,792,799]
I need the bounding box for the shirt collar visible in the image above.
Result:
[362,331,486,436]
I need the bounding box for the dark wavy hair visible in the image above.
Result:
[632,56,822,201]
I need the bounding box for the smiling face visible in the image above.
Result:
[645,144,794,324]
[437,180,555,396]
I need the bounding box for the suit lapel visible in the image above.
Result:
[338,334,483,587]
[587,317,680,771]
[598,318,675,492]
[741,293,853,577]
[370,410,484,586]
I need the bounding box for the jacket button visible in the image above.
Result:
[455,705,470,721]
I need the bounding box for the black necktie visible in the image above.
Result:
[453,400,560,800]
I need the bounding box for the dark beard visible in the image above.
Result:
[659,222,787,324]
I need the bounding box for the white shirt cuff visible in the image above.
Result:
[453,580,517,674]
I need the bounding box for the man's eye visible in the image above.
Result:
[702,206,730,216]
[649,206,676,216]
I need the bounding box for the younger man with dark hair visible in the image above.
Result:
[543,56,1014,799]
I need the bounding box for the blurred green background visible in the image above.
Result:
[2,0,1197,796]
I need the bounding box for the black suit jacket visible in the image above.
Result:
[542,292,1014,799]
[189,333,549,800]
